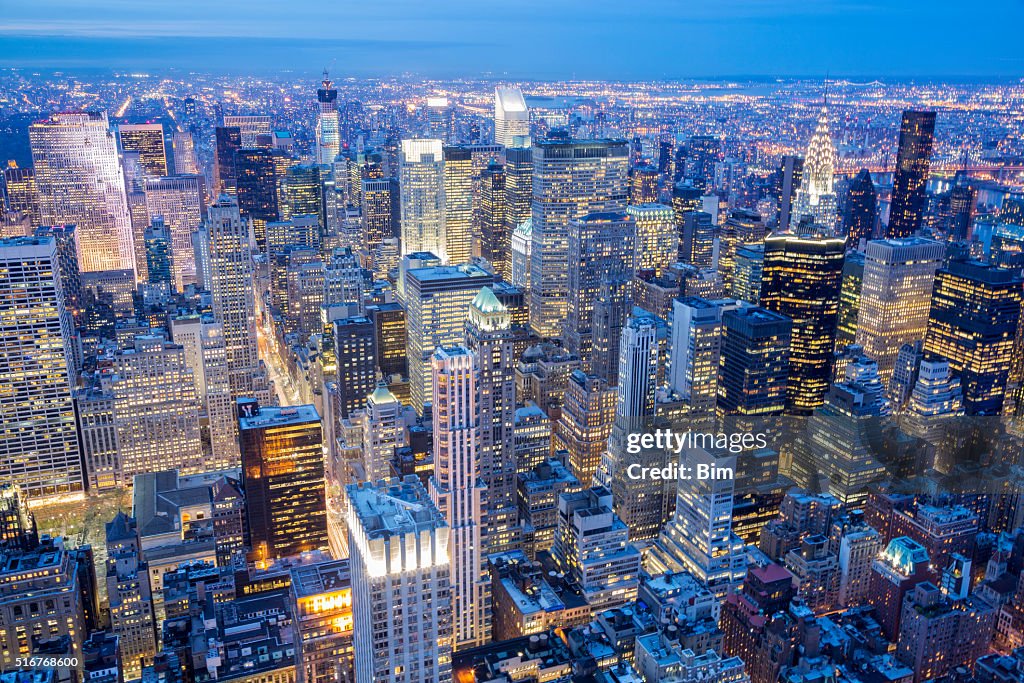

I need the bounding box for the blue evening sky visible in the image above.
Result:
[1,0,1022,79]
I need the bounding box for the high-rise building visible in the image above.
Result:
[279,164,323,224]
[171,130,199,175]
[867,536,932,640]
[923,259,1023,415]
[223,115,273,147]
[760,233,846,413]
[504,146,533,268]
[399,139,446,259]
[669,297,735,415]
[428,346,491,650]
[777,155,804,230]
[362,383,404,482]
[685,135,721,192]
[334,316,378,419]
[494,87,531,147]
[238,401,328,562]
[844,169,877,248]
[366,302,408,379]
[565,211,636,364]
[235,147,280,253]
[629,164,660,205]
[30,112,135,274]
[104,512,157,679]
[213,125,242,195]
[347,477,453,683]
[530,138,629,338]
[443,145,473,264]
[117,123,167,176]
[144,174,204,291]
[290,558,355,683]
[719,209,766,294]
[404,263,491,414]
[316,71,341,165]
[789,105,838,230]
[629,203,676,278]
[479,162,508,275]
[555,370,617,485]
[947,172,976,242]
[361,177,399,252]
[0,235,83,497]
[679,210,715,268]
[2,162,41,226]
[887,111,937,238]
[717,306,792,417]
[835,251,865,350]
[733,243,765,305]
[855,238,944,381]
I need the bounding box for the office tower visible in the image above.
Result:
[867,536,932,640]
[279,164,323,223]
[504,145,533,263]
[117,123,167,176]
[424,97,452,141]
[334,316,378,419]
[399,139,446,259]
[530,138,630,338]
[589,279,633,386]
[365,302,407,379]
[855,238,944,381]
[830,515,884,607]
[143,219,171,290]
[685,135,721,192]
[615,314,660,418]
[553,486,640,610]
[222,115,273,147]
[513,405,551,475]
[465,288,519,555]
[0,484,37,549]
[789,105,838,230]
[844,169,877,247]
[30,111,135,274]
[235,147,280,253]
[206,196,265,400]
[479,162,508,274]
[510,219,532,289]
[31,225,81,332]
[290,559,355,683]
[679,210,715,268]
[74,387,121,491]
[717,306,792,417]
[0,236,83,498]
[777,155,804,230]
[315,71,340,164]
[733,243,764,305]
[719,209,766,293]
[565,211,636,363]
[556,370,617,485]
[494,87,531,147]
[361,177,398,252]
[903,360,963,442]
[889,340,924,409]
[835,251,865,350]
[923,259,1023,415]
[169,314,239,469]
[669,297,733,414]
[947,172,976,241]
[629,164,660,205]
[404,263,491,414]
[104,513,157,679]
[672,181,703,227]
[2,162,41,226]
[887,111,937,238]
[428,346,491,649]
[171,130,199,175]
[761,233,845,413]
[443,145,473,264]
[651,447,748,599]
[628,203,675,278]
[213,125,242,195]
[347,477,453,683]
[362,382,404,482]
[515,342,581,417]
[516,461,582,559]
[111,335,204,479]
[786,534,841,614]
[239,401,327,562]
[144,174,204,291]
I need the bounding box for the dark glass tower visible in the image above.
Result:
[213,126,242,195]
[235,147,279,253]
[717,306,792,417]
[843,168,878,248]
[947,171,976,241]
[887,111,936,238]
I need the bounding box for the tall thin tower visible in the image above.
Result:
[316,70,340,165]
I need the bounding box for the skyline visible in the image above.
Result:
[2,1,1024,78]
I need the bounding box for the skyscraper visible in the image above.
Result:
[223,115,273,147]
[844,169,878,248]
[887,111,937,238]
[30,112,135,274]
[530,138,629,338]
[685,135,721,192]
[719,209,766,294]
[855,238,945,382]
[555,369,617,485]
[117,123,167,176]
[399,139,446,259]
[334,316,377,419]
[717,306,792,417]
[835,251,865,350]
[235,147,280,253]
[679,210,715,268]
[238,401,328,562]
[947,172,976,242]
[362,383,404,482]
[316,70,341,165]
[361,177,399,252]
[760,233,846,413]
[479,162,508,275]
[0,236,83,498]
[777,155,804,230]
[629,203,676,277]
[144,174,204,291]
[789,105,838,230]
[443,145,473,264]
[669,297,736,415]
[428,346,491,650]
[104,512,157,679]
[213,125,242,195]
[347,477,453,683]
[494,87,531,147]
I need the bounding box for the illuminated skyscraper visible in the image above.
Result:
[2,162,41,226]
[761,233,846,413]
[789,105,838,230]
[555,369,617,485]
[835,251,865,350]
[443,145,473,264]
[923,259,1023,415]
[171,131,199,175]
[479,162,508,275]
[530,138,630,338]
[679,210,715,268]
[428,346,491,650]
[494,87,531,148]
[143,219,171,290]
[279,164,323,224]
[628,203,676,277]
[777,155,804,230]
[855,238,945,382]
[213,126,242,195]
[717,306,792,417]
[947,172,976,242]
[334,316,377,419]
[235,147,280,253]
[629,164,660,205]
[887,111,937,238]
[0,236,83,498]
[316,71,341,165]
[504,146,533,265]
[144,174,204,291]
[361,177,399,252]
[719,209,766,294]
[347,477,452,683]
[565,211,636,364]
[239,401,328,562]
[117,123,167,176]
[400,139,446,259]
[685,135,721,193]
[30,111,135,274]
[844,169,877,248]
[669,297,736,415]
[223,115,272,147]
[733,243,765,305]
[104,512,157,679]
[362,383,404,482]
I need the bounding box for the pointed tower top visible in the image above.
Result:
[368,380,399,405]
[471,286,506,314]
